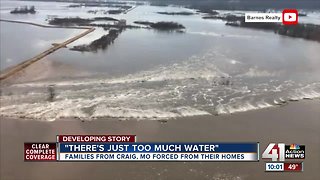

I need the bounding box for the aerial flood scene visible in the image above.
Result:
[0,0,319,180]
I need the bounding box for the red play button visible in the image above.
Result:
[282,9,298,25]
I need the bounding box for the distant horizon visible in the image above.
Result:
[7,0,319,10]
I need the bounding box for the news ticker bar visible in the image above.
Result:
[58,152,257,161]
[24,136,259,162]
[57,143,258,161]
[265,162,303,172]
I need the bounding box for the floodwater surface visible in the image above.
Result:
[1,1,320,120]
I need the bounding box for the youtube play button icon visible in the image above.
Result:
[282,9,298,25]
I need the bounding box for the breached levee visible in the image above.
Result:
[1,84,319,121]
[0,101,211,121]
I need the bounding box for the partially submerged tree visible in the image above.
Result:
[47,85,55,102]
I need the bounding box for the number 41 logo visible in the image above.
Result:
[262,143,285,161]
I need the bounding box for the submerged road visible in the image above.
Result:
[124,5,138,14]
[0,19,95,80]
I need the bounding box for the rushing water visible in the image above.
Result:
[1,1,320,121]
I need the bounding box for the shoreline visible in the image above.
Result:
[0,19,93,29]
[1,100,319,180]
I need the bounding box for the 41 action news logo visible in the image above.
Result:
[262,143,305,161]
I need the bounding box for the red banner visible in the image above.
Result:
[284,162,303,172]
[57,135,136,142]
[24,143,56,161]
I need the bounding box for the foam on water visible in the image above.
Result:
[237,67,279,78]
[188,31,262,39]
[288,84,320,100]
[0,98,211,120]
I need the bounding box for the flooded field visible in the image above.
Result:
[1,0,320,120]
